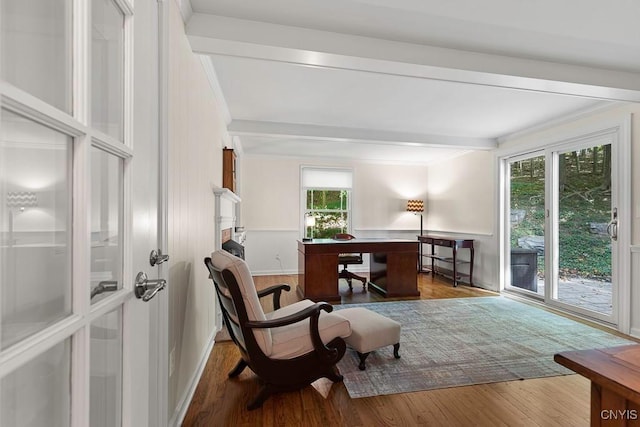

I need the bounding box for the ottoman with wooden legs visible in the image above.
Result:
[337,307,401,370]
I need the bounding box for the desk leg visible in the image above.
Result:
[469,246,475,286]
[431,243,435,276]
[452,245,458,287]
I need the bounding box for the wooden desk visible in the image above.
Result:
[554,345,640,426]
[418,235,474,287]
[297,238,419,302]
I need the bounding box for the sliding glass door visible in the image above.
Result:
[507,154,545,298]
[552,142,614,318]
[504,131,623,326]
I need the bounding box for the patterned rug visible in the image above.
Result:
[334,297,634,398]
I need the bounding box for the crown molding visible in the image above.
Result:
[173,0,193,23]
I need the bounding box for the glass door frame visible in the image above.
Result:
[504,150,546,300]
[547,135,617,324]
[499,115,632,333]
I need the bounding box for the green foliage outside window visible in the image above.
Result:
[305,190,349,238]
[510,145,612,280]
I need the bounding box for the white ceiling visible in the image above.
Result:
[186,0,640,164]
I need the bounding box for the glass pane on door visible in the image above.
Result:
[90,308,122,427]
[1,339,71,427]
[555,145,612,315]
[0,108,72,349]
[508,155,545,295]
[1,0,72,112]
[91,0,125,140]
[90,147,123,304]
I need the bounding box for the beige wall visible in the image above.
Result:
[354,162,429,230]
[242,157,430,230]
[421,150,498,290]
[242,157,429,230]
[167,0,229,417]
[241,155,436,276]
[241,156,301,230]
[426,150,495,235]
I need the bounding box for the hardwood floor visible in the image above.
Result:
[182,273,622,426]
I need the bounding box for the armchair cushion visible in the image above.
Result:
[266,300,352,359]
[210,250,272,354]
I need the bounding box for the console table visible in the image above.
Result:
[298,238,419,302]
[554,345,640,426]
[418,235,474,287]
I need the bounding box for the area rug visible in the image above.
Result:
[334,297,634,398]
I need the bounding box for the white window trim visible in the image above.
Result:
[300,166,354,238]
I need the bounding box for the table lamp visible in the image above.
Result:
[406,199,424,236]
[304,214,316,241]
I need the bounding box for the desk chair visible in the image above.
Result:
[334,233,368,291]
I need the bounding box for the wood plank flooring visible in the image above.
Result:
[182,273,632,427]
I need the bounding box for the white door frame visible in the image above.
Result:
[545,132,622,325]
[154,0,170,425]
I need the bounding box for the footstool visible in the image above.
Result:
[338,307,401,370]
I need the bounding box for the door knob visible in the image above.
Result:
[607,207,618,241]
[150,249,170,266]
[135,272,166,302]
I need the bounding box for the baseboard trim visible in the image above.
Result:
[468,281,497,293]
[631,327,640,339]
[169,328,218,427]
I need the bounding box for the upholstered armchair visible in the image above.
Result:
[204,250,352,410]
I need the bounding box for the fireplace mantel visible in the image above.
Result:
[213,186,241,250]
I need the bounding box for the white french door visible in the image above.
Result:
[0,0,164,426]
[503,120,631,331]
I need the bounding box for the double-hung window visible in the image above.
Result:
[301,167,353,239]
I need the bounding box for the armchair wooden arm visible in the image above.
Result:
[256,284,291,310]
[245,301,330,329]
[246,302,339,361]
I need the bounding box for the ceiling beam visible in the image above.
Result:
[186,14,640,102]
[227,120,497,150]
